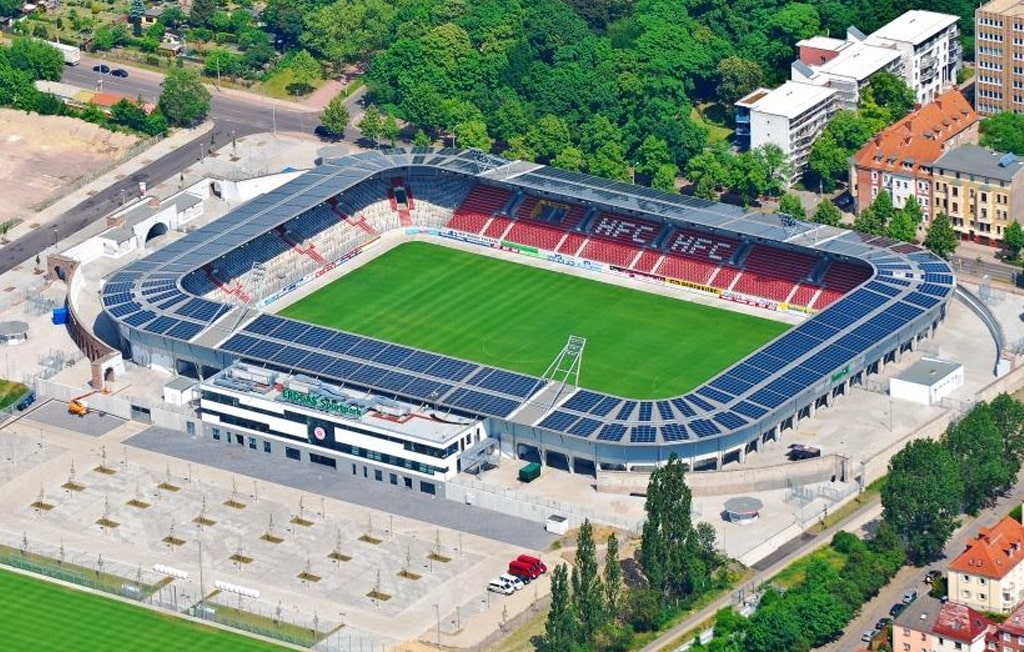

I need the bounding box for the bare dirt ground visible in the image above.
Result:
[0,109,137,224]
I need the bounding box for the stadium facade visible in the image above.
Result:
[100,149,955,486]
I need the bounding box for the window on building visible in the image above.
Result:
[285,447,301,461]
[420,481,436,495]
[212,428,220,441]
[263,440,272,454]
[374,469,383,481]
[404,477,413,489]
[363,466,368,478]
[235,434,244,445]
[352,463,357,475]
[248,436,256,450]
[390,473,398,485]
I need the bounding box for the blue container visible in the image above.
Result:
[51,307,68,325]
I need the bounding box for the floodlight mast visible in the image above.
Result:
[539,335,587,410]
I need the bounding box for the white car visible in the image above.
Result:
[500,574,525,591]
[487,579,514,595]
[861,630,875,643]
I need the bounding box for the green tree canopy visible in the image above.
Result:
[716,56,764,106]
[319,93,350,139]
[812,201,842,226]
[923,212,958,259]
[157,68,211,127]
[887,200,918,243]
[863,71,916,121]
[778,193,805,220]
[455,119,493,151]
[1004,221,1024,259]
[571,519,606,645]
[7,38,64,82]
[357,105,384,146]
[943,406,1017,514]
[882,438,963,565]
[545,563,577,650]
[980,113,1024,155]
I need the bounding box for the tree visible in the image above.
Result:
[261,0,304,49]
[923,212,958,259]
[604,533,622,615]
[651,163,679,193]
[887,205,918,243]
[686,150,731,200]
[526,115,571,162]
[980,112,1024,156]
[864,71,916,121]
[129,0,145,36]
[110,98,149,132]
[319,93,350,140]
[807,131,848,192]
[189,0,217,28]
[752,144,791,197]
[990,394,1024,460]
[158,68,211,127]
[636,136,673,182]
[1004,221,1024,260]
[812,201,842,226]
[381,113,399,148]
[571,519,606,645]
[944,406,1017,514]
[882,438,963,565]
[455,119,493,151]
[853,205,884,236]
[7,38,64,82]
[716,56,764,106]
[159,5,187,29]
[552,145,586,172]
[869,190,895,228]
[545,564,577,651]
[778,193,805,220]
[412,129,432,147]
[288,50,320,95]
[357,105,384,147]
[588,141,630,182]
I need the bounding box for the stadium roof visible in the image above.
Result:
[102,149,956,448]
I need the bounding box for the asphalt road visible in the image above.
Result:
[0,56,335,275]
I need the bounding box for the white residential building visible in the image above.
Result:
[792,35,904,109]
[868,10,962,104]
[735,82,838,183]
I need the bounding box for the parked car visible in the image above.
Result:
[508,560,539,581]
[111,68,129,78]
[487,579,514,595]
[889,603,905,617]
[15,393,35,411]
[903,589,919,604]
[861,630,875,643]
[517,554,547,574]
[499,574,525,591]
[92,64,110,73]
[925,570,942,584]
[875,617,892,630]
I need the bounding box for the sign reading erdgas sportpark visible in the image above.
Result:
[280,388,363,418]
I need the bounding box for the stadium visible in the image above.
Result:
[98,148,955,488]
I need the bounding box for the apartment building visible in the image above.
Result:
[735,82,838,183]
[927,145,1024,245]
[947,515,1024,612]
[794,32,905,109]
[893,595,991,652]
[975,0,1024,116]
[869,10,962,105]
[850,89,979,216]
[988,601,1024,650]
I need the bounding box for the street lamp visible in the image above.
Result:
[434,604,441,649]
[52,226,58,249]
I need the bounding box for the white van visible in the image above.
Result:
[488,579,514,595]
[500,574,525,591]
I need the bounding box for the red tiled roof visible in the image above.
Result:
[949,515,1024,580]
[852,89,978,175]
[932,601,992,642]
[999,601,1024,636]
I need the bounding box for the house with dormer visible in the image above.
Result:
[948,515,1024,614]
[894,595,991,652]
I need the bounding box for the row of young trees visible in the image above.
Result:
[697,529,906,652]
[545,456,727,650]
[882,394,1024,564]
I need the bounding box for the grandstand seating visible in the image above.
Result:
[709,266,741,290]
[447,185,512,234]
[632,250,662,273]
[731,246,818,302]
[515,195,540,220]
[590,213,663,247]
[788,284,819,307]
[823,261,871,293]
[655,255,717,285]
[557,232,587,256]
[483,216,513,240]
[663,228,738,264]
[505,221,566,250]
[580,238,641,268]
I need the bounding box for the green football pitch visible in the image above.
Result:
[281,242,789,398]
[0,569,286,651]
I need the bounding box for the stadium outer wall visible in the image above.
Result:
[97,150,956,478]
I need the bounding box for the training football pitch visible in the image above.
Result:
[0,569,285,652]
[282,242,789,398]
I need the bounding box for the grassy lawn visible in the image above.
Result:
[0,379,27,410]
[691,104,734,146]
[280,242,788,398]
[0,569,286,651]
[771,546,847,589]
[256,67,321,101]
